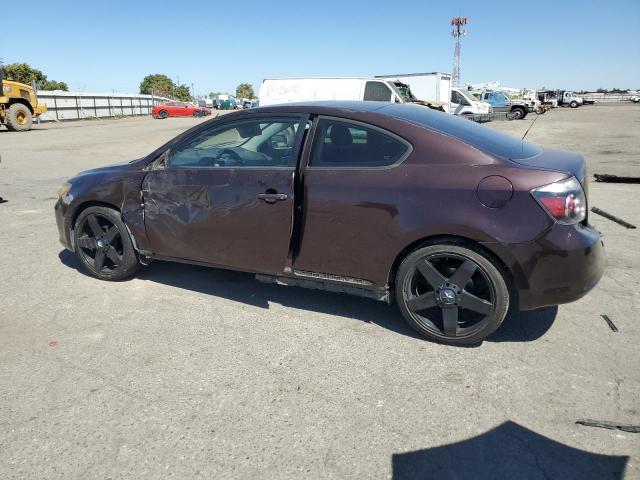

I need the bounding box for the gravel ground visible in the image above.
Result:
[0,105,638,479]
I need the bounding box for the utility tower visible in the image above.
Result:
[451,17,467,87]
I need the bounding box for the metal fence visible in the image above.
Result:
[36,91,172,121]
[579,94,638,103]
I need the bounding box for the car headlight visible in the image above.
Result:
[57,182,72,198]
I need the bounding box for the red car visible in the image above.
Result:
[152,102,211,119]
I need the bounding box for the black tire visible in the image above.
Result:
[511,107,526,120]
[570,101,578,108]
[6,103,33,131]
[395,243,509,346]
[158,109,168,119]
[73,206,140,281]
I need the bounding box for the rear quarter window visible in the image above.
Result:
[310,119,410,168]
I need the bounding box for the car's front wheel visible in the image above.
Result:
[73,206,140,281]
[395,243,509,346]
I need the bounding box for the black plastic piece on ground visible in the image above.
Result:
[576,419,640,434]
[601,314,618,332]
[0,197,7,204]
[594,173,640,184]
[591,206,637,229]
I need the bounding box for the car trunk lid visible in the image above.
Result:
[510,148,587,190]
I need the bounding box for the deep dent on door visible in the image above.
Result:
[140,167,296,274]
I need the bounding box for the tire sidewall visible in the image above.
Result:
[159,110,168,119]
[7,104,33,131]
[73,206,139,281]
[512,107,525,119]
[395,243,510,345]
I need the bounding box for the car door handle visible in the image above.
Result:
[257,192,288,203]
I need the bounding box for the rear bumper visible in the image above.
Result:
[486,223,605,310]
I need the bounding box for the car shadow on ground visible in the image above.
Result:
[391,421,628,480]
[59,251,558,343]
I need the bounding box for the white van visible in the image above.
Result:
[450,88,492,116]
[258,77,444,110]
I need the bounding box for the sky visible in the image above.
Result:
[3,0,639,95]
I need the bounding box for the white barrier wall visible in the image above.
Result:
[36,91,172,121]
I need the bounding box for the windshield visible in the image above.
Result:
[389,82,417,102]
[458,90,476,104]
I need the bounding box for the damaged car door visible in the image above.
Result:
[141,115,308,274]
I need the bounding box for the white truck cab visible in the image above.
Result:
[559,91,584,108]
[450,88,492,116]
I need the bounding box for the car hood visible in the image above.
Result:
[75,158,146,178]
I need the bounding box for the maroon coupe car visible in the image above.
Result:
[55,101,604,345]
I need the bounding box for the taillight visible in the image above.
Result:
[531,177,587,225]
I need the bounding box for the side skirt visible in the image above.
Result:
[256,273,390,302]
[140,253,391,303]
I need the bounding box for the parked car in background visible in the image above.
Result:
[628,95,639,103]
[474,90,530,119]
[55,101,604,346]
[152,102,211,119]
[241,99,257,109]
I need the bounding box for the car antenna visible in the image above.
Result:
[521,113,540,142]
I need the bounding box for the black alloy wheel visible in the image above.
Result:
[396,244,509,345]
[73,206,140,280]
[158,109,168,119]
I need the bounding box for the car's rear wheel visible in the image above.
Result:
[395,243,509,346]
[158,109,168,119]
[73,206,140,281]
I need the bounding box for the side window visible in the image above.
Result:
[309,119,409,168]
[168,118,302,168]
[452,91,470,106]
[363,81,393,101]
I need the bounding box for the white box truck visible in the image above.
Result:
[375,73,491,117]
[258,77,445,110]
[375,72,452,112]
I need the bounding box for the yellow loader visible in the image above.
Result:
[0,68,47,131]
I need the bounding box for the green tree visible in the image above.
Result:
[209,91,223,99]
[173,84,192,102]
[3,62,68,91]
[139,74,174,97]
[235,83,255,99]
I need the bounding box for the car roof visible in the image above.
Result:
[238,101,541,161]
[251,100,392,114]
